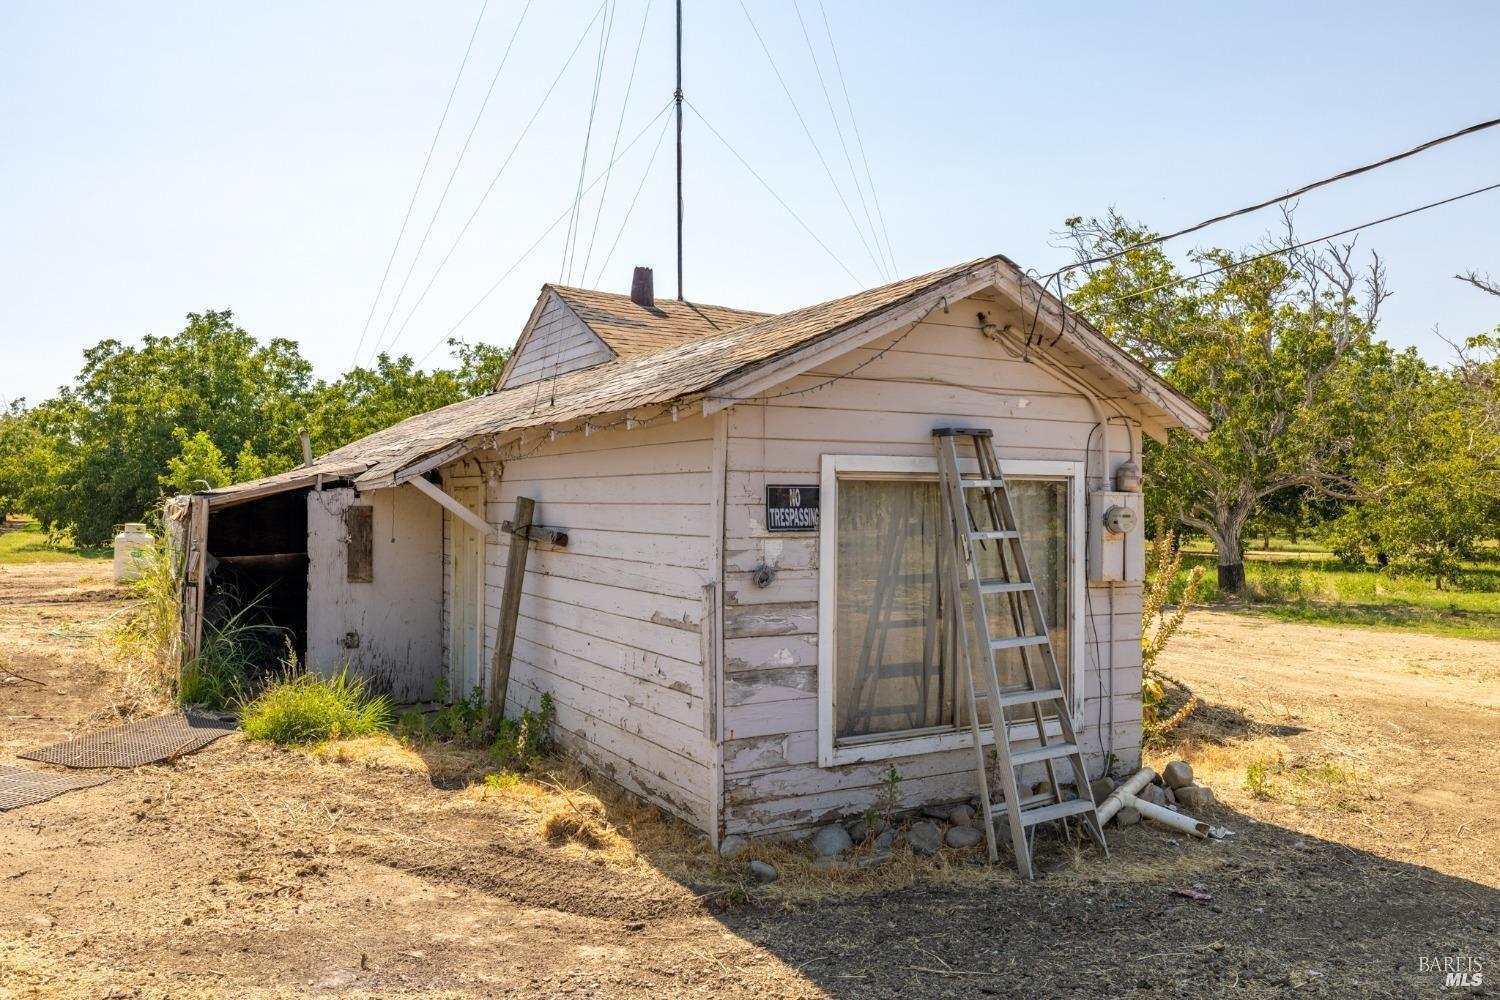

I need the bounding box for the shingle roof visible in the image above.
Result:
[200,254,1209,503]
[549,286,767,356]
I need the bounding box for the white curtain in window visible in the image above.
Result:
[834,476,1069,743]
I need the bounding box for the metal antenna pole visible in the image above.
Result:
[675,0,684,301]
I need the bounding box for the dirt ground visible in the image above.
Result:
[1,562,1495,999]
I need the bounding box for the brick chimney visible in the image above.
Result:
[630,266,655,308]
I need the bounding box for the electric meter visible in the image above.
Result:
[1103,504,1138,536]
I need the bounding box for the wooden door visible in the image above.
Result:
[171,495,209,676]
[448,485,485,698]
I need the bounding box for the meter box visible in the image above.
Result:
[1087,490,1143,582]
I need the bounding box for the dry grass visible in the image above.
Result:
[308,734,493,783]
[441,749,1016,906]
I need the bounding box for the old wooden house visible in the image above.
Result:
[173,255,1208,843]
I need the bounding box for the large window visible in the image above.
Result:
[817,456,1083,767]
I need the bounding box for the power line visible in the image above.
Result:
[687,99,863,286]
[1057,115,1500,277]
[561,0,616,284]
[378,2,610,357]
[580,0,655,285]
[817,0,896,276]
[737,0,888,283]
[414,100,675,366]
[364,0,533,363]
[352,0,489,367]
[1095,180,1500,306]
[792,0,890,279]
[590,111,673,288]
[591,111,673,288]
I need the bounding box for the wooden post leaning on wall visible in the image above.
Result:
[487,495,534,728]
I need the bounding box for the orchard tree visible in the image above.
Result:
[1332,334,1498,585]
[25,310,313,544]
[0,315,509,544]
[1063,210,1394,594]
[304,339,507,453]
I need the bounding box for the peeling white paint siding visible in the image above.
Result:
[499,290,613,389]
[307,486,444,702]
[718,292,1147,837]
[439,416,720,830]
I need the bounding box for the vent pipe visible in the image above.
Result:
[630,266,655,308]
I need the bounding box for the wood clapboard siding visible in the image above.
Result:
[500,291,614,389]
[719,305,1147,836]
[444,416,718,830]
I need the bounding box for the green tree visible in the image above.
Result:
[0,315,509,544]
[1063,210,1394,594]
[160,428,233,495]
[27,310,312,545]
[305,340,507,453]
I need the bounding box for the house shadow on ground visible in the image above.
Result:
[699,804,1495,999]
[365,706,1488,998]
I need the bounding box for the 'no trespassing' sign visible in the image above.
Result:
[766,485,820,532]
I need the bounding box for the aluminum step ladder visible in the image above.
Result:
[933,427,1107,879]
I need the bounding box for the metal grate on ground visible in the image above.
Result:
[0,765,111,811]
[18,712,239,769]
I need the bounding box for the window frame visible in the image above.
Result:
[817,454,1086,768]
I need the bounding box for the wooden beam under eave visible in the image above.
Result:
[407,475,492,538]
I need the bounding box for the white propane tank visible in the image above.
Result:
[113,523,154,583]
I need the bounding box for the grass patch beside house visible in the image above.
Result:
[240,669,393,746]
[1163,541,1500,640]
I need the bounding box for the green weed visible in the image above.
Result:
[876,765,903,821]
[240,668,393,746]
[490,693,556,771]
[1245,760,1275,799]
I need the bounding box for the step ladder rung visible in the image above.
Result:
[933,426,1106,877]
[1018,797,1097,827]
[1007,741,1080,767]
[995,685,1064,708]
[990,791,1055,814]
[989,635,1049,651]
[1014,797,1098,827]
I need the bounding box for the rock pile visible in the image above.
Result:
[1102,760,1218,829]
[730,766,1220,882]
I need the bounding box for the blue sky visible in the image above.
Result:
[2,1,1497,404]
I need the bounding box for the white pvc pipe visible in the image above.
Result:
[1096,767,1214,839]
[1096,767,1157,824]
[1129,796,1211,838]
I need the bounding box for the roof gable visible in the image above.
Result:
[495,289,614,390]
[205,255,1208,501]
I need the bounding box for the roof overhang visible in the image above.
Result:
[700,258,1209,441]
